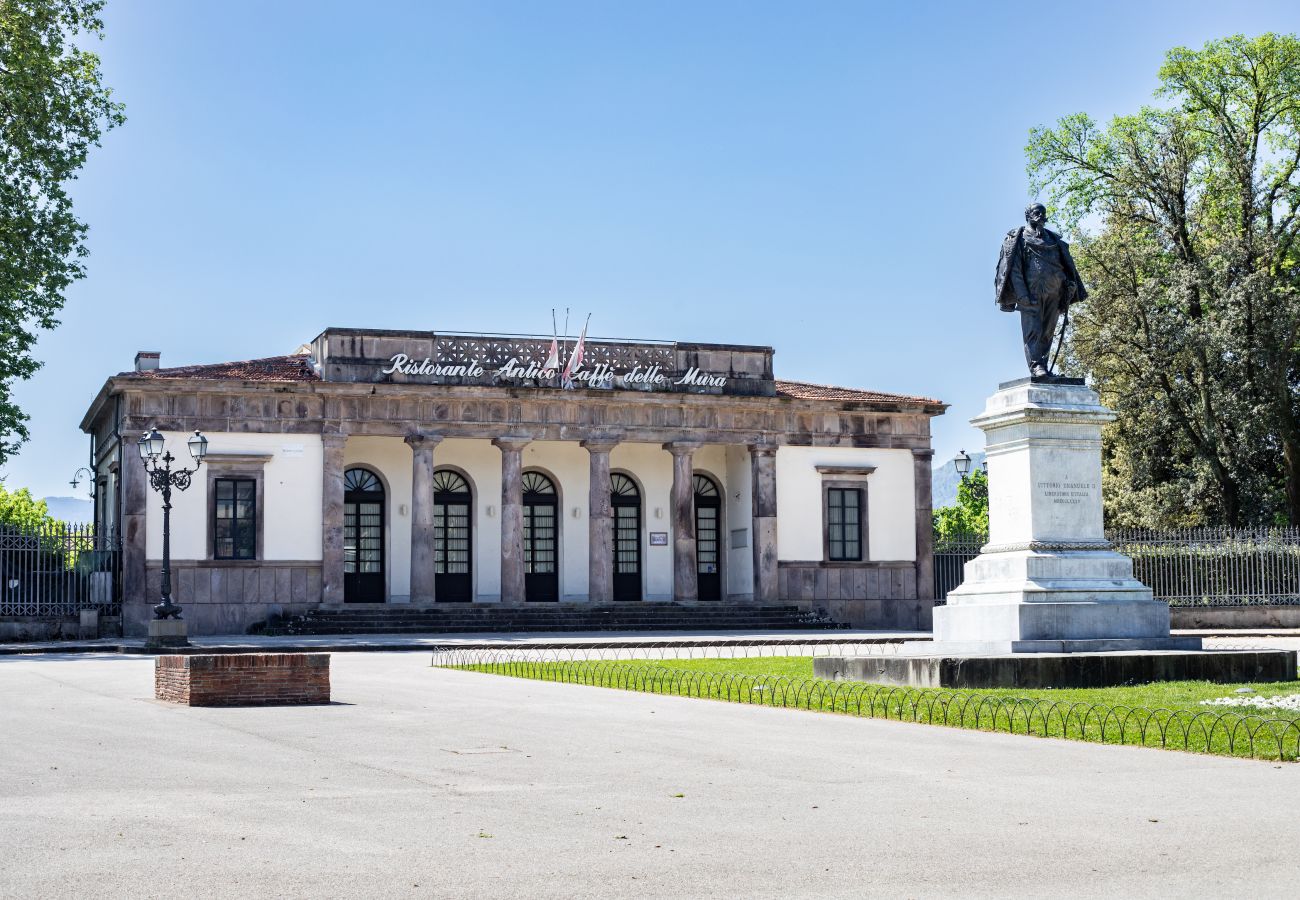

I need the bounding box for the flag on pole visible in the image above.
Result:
[545,309,560,371]
[562,316,588,386]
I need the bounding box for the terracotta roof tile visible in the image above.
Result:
[123,354,319,383]
[774,379,943,406]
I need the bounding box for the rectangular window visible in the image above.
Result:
[827,488,862,561]
[214,478,257,560]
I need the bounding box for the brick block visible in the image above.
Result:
[155,653,330,706]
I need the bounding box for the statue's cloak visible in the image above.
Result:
[994,226,1088,311]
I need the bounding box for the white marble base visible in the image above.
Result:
[936,379,1200,654]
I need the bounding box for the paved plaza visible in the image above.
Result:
[2,652,1298,898]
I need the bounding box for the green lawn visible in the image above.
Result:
[448,655,1300,761]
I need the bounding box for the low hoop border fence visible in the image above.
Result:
[432,648,1300,762]
[429,639,910,663]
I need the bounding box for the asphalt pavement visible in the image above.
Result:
[1,651,1297,898]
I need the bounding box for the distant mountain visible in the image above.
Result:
[42,496,94,524]
[931,452,986,509]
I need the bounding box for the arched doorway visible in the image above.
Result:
[433,469,473,602]
[610,473,641,602]
[523,471,559,602]
[343,467,385,603]
[694,473,722,601]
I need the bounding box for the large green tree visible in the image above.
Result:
[1027,33,1300,527]
[0,0,122,463]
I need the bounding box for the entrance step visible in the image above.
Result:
[278,604,849,635]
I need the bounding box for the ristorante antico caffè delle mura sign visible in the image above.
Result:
[379,343,730,392]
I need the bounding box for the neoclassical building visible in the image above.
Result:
[80,328,946,635]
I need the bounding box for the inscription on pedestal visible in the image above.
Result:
[1037,481,1097,507]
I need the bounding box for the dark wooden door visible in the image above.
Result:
[611,473,641,602]
[523,472,559,602]
[433,470,472,602]
[344,468,385,603]
[694,474,721,601]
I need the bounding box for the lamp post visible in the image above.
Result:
[138,427,208,620]
[953,449,973,482]
[70,467,95,498]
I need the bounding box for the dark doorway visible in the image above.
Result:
[344,468,385,603]
[433,470,473,602]
[694,474,722,601]
[611,473,642,601]
[523,471,559,602]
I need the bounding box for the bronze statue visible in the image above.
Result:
[995,202,1087,379]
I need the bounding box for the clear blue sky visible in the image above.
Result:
[9,0,1299,499]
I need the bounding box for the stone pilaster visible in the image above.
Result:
[664,442,700,602]
[493,437,531,603]
[749,444,779,604]
[405,433,441,604]
[120,425,150,636]
[912,448,935,604]
[320,430,347,605]
[581,439,619,603]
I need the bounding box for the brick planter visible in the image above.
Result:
[155,653,331,706]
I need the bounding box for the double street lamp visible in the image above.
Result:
[138,427,208,620]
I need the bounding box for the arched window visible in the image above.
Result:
[694,474,722,601]
[610,473,641,602]
[343,467,385,603]
[433,469,472,602]
[523,472,559,601]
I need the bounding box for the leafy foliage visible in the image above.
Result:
[1027,34,1300,526]
[933,469,989,540]
[0,481,55,530]
[0,0,123,463]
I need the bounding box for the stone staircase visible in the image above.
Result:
[279,603,849,635]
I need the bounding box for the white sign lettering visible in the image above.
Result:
[381,352,728,391]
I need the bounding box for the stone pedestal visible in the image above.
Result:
[146,618,189,649]
[917,378,1200,655]
[78,609,100,641]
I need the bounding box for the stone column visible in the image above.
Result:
[320,431,347,605]
[493,437,530,603]
[405,433,441,604]
[912,448,936,605]
[749,444,779,604]
[664,442,700,602]
[581,439,619,603]
[119,423,150,636]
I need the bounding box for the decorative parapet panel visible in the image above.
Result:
[311,328,776,397]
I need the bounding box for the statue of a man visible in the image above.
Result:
[994,202,1087,379]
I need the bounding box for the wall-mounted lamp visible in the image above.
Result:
[654,507,664,519]
[572,507,582,519]
[486,505,497,518]
[398,504,409,517]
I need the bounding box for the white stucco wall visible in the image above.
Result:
[521,441,589,601]
[774,446,916,562]
[725,445,755,598]
[145,431,889,601]
[145,432,324,562]
[426,438,503,600]
[343,436,412,600]
[608,443,674,601]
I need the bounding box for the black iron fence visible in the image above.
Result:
[435,649,1300,761]
[0,523,120,618]
[933,527,1300,607]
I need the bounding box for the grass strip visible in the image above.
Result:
[443,655,1300,761]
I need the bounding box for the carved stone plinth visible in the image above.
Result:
[913,379,1200,656]
[146,618,189,649]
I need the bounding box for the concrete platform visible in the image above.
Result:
[814,648,1299,689]
[904,636,1204,654]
